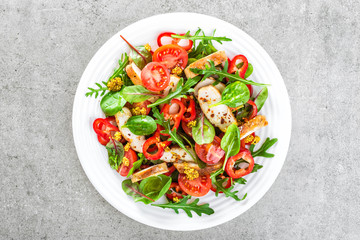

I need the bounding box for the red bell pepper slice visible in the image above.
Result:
[181,97,196,123]
[157,32,193,51]
[160,99,186,136]
[93,117,119,146]
[147,128,171,152]
[228,55,252,95]
[247,99,258,120]
[225,149,254,179]
[143,132,165,160]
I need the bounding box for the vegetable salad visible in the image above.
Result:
[86,28,277,217]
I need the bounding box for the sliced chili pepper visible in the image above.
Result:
[143,133,164,160]
[157,32,193,51]
[160,99,186,136]
[93,117,119,145]
[228,55,249,79]
[225,149,254,179]
[147,128,171,152]
[181,97,196,122]
[247,99,258,120]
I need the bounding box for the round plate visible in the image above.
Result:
[72,12,291,231]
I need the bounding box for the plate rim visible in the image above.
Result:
[72,12,292,231]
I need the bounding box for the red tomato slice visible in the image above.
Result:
[210,176,232,193]
[195,136,225,165]
[152,44,188,69]
[131,100,151,115]
[178,173,211,197]
[118,149,137,177]
[141,62,170,92]
[166,182,187,201]
[181,120,192,137]
[225,149,254,179]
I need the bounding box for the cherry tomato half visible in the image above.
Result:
[152,44,188,69]
[141,62,170,92]
[166,182,188,201]
[130,100,151,115]
[178,173,211,197]
[181,120,193,137]
[195,136,225,165]
[118,148,137,177]
[225,149,254,179]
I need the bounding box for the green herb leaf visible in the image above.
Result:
[249,137,278,158]
[210,82,250,108]
[147,77,200,108]
[220,124,241,170]
[85,81,108,98]
[251,163,263,173]
[139,175,172,204]
[122,179,155,203]
[129,45,152,70]
[254,87,268,112]
[244,63,253,79]
[178,132,206,169]
[212,178,247,201]
[192,115,215,145]
[190,60,269,87]
[122,115,157,135]
[171,29,231,44]
[127,153,145,177]
[234,178,247,184]
[100,91,127,116]
[106,139,124,170]
[121,85,162,104]
[152,195,214,217]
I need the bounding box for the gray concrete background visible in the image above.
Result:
[1,0,359,239]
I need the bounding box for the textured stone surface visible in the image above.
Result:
[1,0,360,239]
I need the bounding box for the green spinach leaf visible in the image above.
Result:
[121,85,162,104]
[129,45,152,70]
[152,195,214,217]
[254,87,268,112]
[122,115,157,135]
[122,179,155,204]
[192,115,215,145]
[244,63,253,79]
[220,124,241,170]
[100,91,127,116]
[139,175,172,204]
[210,82,250,108]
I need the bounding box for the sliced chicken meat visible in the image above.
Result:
[131,163,169,183]
[160,146,195,163]
[239,115,268,139]
[193,78,226,98]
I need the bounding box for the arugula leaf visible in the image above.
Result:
[212,178,247,201]
[105,139,124,170]
[192,114,215,145]
[129,45,152,69]
[171,29,232,44]
[147,77,200,108]
[251,163,263,173]
[86,53,130,98]
[152,108,198,163]
[121,85,163,104]
[122,115,157,135]
[221,124,241,170]
[152,195,214,217]
[234,178,247,184]
[190,60,269,87]
[126,153,144,177]
[249,138,278,158]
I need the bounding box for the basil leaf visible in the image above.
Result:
[192,115,215,145]
[121,85,160,104]
[122,179,155,204]
[100,91,127,116]
[244,63,253,79]
[254,87,268,112]
[105,140,124,170]
[139,175,172,204]
[122,115,157,135]
[211,82,250,108]
[221,124,241,170]
[129,45,152,70]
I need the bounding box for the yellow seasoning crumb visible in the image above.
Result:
[122,157,129,166]
[252,136,260,145]
[131,107,147,115]
[160,143,166,148]
[183,162,199,180]
[173,197,180,203]
[144,43,151,52]
[164,146,170,152]
[244,134,254,144]
[171,66,183,76]
[187,120,197,128]
[113,132,122,142]
[107,77,123,91]
[124,142,131,152]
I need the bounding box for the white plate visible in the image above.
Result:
[72,12,291,231]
